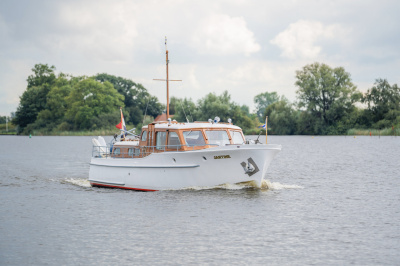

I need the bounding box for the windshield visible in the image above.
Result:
[168,131,181,149]
[183,130,206,147]
[230,130,244,144]
[156,131,166,150]
[205,130,230,146]
[141,130,147,141]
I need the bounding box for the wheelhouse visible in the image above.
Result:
[140,121,245,151]
[109,121,246,158]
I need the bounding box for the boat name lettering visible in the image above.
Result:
[214,155,231,159]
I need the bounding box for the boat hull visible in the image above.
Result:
[89,144,281,191]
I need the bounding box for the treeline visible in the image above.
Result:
[263,63,400,135]
[11,62,400,135]
[12,64,163,134]
[167,63,400,135]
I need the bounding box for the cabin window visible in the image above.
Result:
[114,148,121,155]
[183,130,206,147]
[230,130,245,144]
[205,130,230,146]
[128,148,140,157]
[168,132,181,149]
[141,131,147,141]
[156,131,167,150]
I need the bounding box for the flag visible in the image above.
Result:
[115,108,127,136]
[258,124,266,129]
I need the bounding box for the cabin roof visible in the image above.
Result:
[114,141,139,146]
[142,122,241,130]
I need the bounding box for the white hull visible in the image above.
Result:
[89,144,281,191]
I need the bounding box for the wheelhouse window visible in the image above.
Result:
[168,131,181,149]
[156,131,167,150]
[205,130,230,146]
[183,130,206,147]
[229,130,245,144]
[141,130,147,141]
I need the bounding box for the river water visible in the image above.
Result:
[0,135,399,265]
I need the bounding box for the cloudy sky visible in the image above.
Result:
[1,0,399,116]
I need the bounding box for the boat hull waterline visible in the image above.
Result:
[89,144,281,191]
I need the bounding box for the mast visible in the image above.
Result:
[153,37,181,119]
[166,40,169,118]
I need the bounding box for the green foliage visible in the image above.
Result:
[27,64,56,89]
[0,116,7,124]
[172,97,197,122]
[11,62,400,136]
[264,99,297,135]
[0,116,16,134]
[295,62,362,134]
[65,78,124,130]
[14,86,48,130]
[13,64,163,134]
[169,97,179,115]
[172,91,259,133]
[254,91,279,122]
[94,73,164,123]
[362,79,400,128]
[13,64,57,130]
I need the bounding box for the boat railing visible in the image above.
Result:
[92,143,218,158]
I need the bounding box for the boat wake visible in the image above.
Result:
[63,178,91,188]
[61,178,303,191]
[261,179,304,190]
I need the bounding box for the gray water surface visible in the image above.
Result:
[0,135,399,265]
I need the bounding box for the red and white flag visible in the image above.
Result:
[115,108,126,136]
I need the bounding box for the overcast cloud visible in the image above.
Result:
[1,0,399,116]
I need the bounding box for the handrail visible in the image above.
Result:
[92,143,219,159]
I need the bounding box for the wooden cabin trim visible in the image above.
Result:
[136,125,246,155]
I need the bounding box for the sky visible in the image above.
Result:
[1,0,399,116]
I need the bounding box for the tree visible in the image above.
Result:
[362,79,400,128]
[264,98,297,135]
[65,78,124,129]
[169,96,179,115]
[195,91,232,122]
[94,73,163,124]
[295,63,362,134]
[173,97,197,122]
[172,91,258,133]
[13,64,57,130]
[27,64,56,89]
[254,92,279,122]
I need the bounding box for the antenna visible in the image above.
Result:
[153,37,182,119]
[179,99,189,123]
[142,96,150,125]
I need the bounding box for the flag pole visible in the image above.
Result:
[265,116,268,144]
[165,37,169,119]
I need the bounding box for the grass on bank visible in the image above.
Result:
[0,123,17,135]
[347,127,398,136]
[27,126,125,136]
